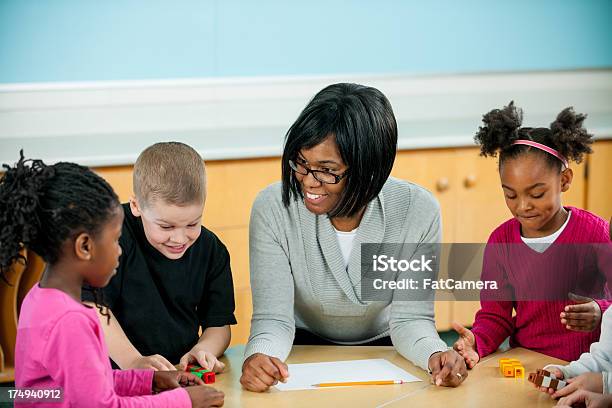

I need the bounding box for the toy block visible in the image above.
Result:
[527,369,566,391]
[513,364,524,378]
[535,369,556,379]
[500,359,522,377]
[185,364,216,384]
[499,358,512,374]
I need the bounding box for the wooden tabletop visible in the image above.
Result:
[214,345,567,408]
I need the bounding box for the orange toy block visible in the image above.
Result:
[499,358,512,375]
[499,358,523,378]
[503,364,515,377]
[513,364,525,378]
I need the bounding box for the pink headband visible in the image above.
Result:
[512,140,569,169]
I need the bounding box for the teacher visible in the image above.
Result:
[240,83,467,392]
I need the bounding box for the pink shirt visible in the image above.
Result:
[471,207,611,361]
[15,284,191,407]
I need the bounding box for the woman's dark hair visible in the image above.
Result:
[0,151,120,321]
[281,83,398,217]
[474,101,593,171]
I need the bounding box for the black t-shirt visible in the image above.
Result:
[83,203,236,364]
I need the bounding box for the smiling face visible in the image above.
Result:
[83,206,124,288]
[500,153,572,238]
[130,198,203,259]
[294,135,349,216]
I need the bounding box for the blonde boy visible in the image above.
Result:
[84,142,236,372]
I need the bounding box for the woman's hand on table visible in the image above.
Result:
[451,322,480,368]
[428,349,468,387]
[240,353,289,392]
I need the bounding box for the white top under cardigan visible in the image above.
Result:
[334,227,358,269]
[521,211,572,253]
[244,177,448,371]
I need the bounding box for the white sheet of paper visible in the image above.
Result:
[274,358,421,391]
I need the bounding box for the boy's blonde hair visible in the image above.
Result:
[133,142,206,207]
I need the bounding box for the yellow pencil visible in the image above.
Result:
[313,380,405,387]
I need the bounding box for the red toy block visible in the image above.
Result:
[185,364,216,384]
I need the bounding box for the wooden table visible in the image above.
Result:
[214,345,567,408]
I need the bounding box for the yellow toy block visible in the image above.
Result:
[499,358,523,377]
[513,364,525,378]
[503,364,515,377]
[499,358,512,374]
[500,360,517,377]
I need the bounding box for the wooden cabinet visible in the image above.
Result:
[587,140,612,221]
[204,159,281,344]
[204,158,281,230]
[391,148,459,242]
[41,141,608,349]
[1,142,606,383]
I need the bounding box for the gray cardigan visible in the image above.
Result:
[244,177,448,370]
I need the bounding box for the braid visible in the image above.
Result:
[29,161,119,264]
[0,151,120,318]
[82,285,111,324]
[0,151,54,280]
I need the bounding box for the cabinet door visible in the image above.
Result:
[392,150,457,330]
[452,148,510,243]
[392,149,458,242]
[563,158,586,209]
[214,227,250,291]
[205,158,280,346]
[587,140,612,220]
[93,166,133,202]
[205,158,281,229]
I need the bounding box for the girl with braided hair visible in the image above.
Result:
[452,102,610,368]
[1,152,224,407]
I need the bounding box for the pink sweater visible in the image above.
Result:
[471,207,611,362]
[15,284,191,407]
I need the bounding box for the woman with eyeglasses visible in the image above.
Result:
[240,83,468,392]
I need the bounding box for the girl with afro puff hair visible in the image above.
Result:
[452,102,611,367]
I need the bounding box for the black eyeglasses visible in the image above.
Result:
[288,159,348,184]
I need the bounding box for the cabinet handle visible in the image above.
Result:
[436,177,450,192]
[464,174,477,188]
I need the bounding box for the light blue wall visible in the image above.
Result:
[1,0,611,83]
